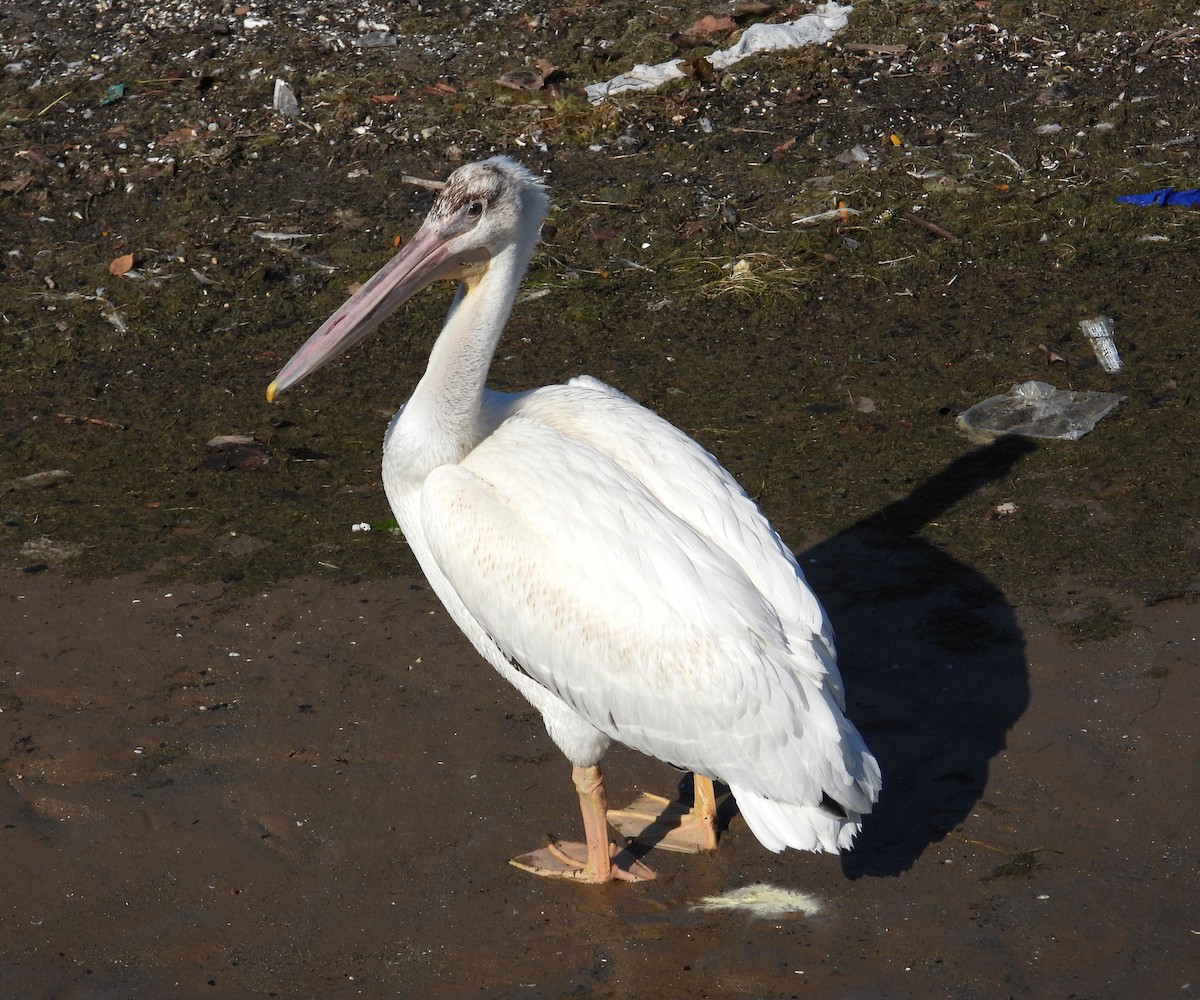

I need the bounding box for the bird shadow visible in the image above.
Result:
[797,435,1038,878]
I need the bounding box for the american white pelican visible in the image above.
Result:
[267,156,881,883]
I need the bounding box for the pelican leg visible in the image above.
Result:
[608,774,720,854]
[510,764,656,883]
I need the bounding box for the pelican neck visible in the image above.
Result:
[400,243,530,467]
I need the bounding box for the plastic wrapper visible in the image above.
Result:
[956,380,1126,442]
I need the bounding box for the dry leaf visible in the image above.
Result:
[0,173,33,194]
[769,136,797,161]
[678,218,721,238]
[678,56,717,84]
[203,441,277,472]
[582,214,619,243]
[1037,343,1069,365]
[729,0,775,15]
[109,253,134,276]
[160,127,199,145]
[18,147,54,167]
[673,14,737,47]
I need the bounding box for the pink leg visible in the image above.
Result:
[608,773,721,854]
[510,764,656,883]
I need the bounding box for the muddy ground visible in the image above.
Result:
[2,1,1198,997]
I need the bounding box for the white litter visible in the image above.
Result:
[692,883,824,918]
[1078,315,1123,373]
[794,206,860,225]
[273,78,300,117]
[585,2,853,103]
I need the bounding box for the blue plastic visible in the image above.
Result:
[1115,187,1200,207]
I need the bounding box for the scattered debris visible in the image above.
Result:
[496,59,560,92]
[19,536,84,564]
[273,78,300,117]
[496,70,543,92]
[1036,82,1078,105]
[1,469,71,494]
[251,230,313,244]
[698,253,806,299]
[38,288,129,333]
[100,83,125,106]
[353,30,398,48]
[834,144,874,167]
[203,437,277,471]
[1078,315,1123,373]
[585,1,852,102]
[843,42,909,57]
[109,252,135,275]
[793,206,859,225]
[957,381,1126,442]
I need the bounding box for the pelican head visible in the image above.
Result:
[267,156,549,401]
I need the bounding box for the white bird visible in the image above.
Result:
[267,156,881,884]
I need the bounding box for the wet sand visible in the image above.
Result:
[3,498,1196,998]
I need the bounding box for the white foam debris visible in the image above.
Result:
[692,883,825,918]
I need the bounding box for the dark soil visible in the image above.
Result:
[2,2,1198,997]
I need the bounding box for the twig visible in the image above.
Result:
[33,90,73,118]
[56,413,127,430]
[402,174,445,191]
[904,212,960,241]
[843,43,909,56]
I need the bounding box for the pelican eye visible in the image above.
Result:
[466,200,484,218]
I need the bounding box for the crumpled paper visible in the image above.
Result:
[585,2,853,103]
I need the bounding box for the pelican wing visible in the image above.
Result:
[495,377,844,702]
[419,395,873,814]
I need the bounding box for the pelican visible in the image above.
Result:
[267,156,880,883]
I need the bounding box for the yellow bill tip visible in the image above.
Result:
[266,380,279,403]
